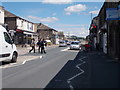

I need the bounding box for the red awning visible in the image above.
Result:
[16,29,23,33]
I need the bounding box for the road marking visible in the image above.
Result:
[67,56,86,89]
[40,56,43,59]
[1,56,43,69]
[67,80,74,90]
[61,47,80,52]
[22,55,43,65]
[22,60,27,64]
[61,47,69,51]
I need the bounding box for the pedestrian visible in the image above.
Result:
[41,39,47,54]
[84,43,90,52]
[37,39,42,53]
[29,38,35,53]
[96,43,99,51]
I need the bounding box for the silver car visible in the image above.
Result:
[59,41,67,47]
[70,41,81,50]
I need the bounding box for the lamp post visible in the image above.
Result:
[91,12,93,21]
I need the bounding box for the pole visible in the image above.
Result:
[91,13,92,21]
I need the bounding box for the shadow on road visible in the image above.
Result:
[44,51,90,89]
[0,61,15,66]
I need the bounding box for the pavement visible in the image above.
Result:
[17,45,58,62]
[17,45,58,56]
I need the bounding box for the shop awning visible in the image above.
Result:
[23,32,33,35]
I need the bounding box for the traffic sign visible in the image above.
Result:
[106,8,119,20]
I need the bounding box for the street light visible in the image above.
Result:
[91,12,93,21]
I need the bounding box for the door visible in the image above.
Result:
[103,33,107,54]
[2,32,13,58]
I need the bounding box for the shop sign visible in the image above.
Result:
[106,8,119,20]
[118,5,120,20]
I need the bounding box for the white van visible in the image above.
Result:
[0,25,18,63]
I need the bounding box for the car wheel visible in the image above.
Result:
[11,53,17,63]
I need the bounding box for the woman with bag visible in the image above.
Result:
[29,38,35,53]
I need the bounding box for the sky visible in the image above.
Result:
[1,0,104,37]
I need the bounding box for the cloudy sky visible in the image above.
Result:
[2,0,104,37]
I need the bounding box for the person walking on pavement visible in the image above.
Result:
[41,39,47,54]
[84,43,90,52]
[96,43,99,51]
[29,38,35,53]
[37,39,42,53]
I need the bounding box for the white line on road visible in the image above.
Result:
[0,55,44,69]
[67,56,86,89]
[40,56,43,59]
[61,47,69,51]
[22,60,27,64]
[61,47,80,52]
[22,55,43,65]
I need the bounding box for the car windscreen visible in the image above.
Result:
[59,42,64,44]
[71,42,79,45]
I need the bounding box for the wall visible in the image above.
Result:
[0,6,4,24]
[98,2,120,60]
[17,18,34,32]
[5,17,16,30]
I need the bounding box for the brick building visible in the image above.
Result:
[4,10,38,45]
[37,23,59,44]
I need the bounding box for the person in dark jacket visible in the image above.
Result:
[37,39,42,53]
[41,39,47,54]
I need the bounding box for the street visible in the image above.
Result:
[1,46,120,89]
[2,46,79,88]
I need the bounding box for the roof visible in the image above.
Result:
[5,10,34,24]
[37,23,52,30]
[37,23,58,32]
[5,10,17,17]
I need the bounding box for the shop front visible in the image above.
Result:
[14,29,33,46]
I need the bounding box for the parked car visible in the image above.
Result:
[59,40,67,47]
[69,41,81,50]
[0,24,18,63]
[45,40,52,45]
[65,40,71,45]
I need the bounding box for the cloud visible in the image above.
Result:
[42,0,72,4]
[64,4,87,15]
[27,16,59,23]
[89,10,100,15]
[66,12,71,15]
[57,24,89,27]
[78,12,90,15]
[59,26,89,37]
[52,13,57,16]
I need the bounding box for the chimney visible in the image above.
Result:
[0,6,4,10]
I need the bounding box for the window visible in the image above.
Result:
[71,42,79,45]
[4,32,12,44]
[21,20,23,27]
